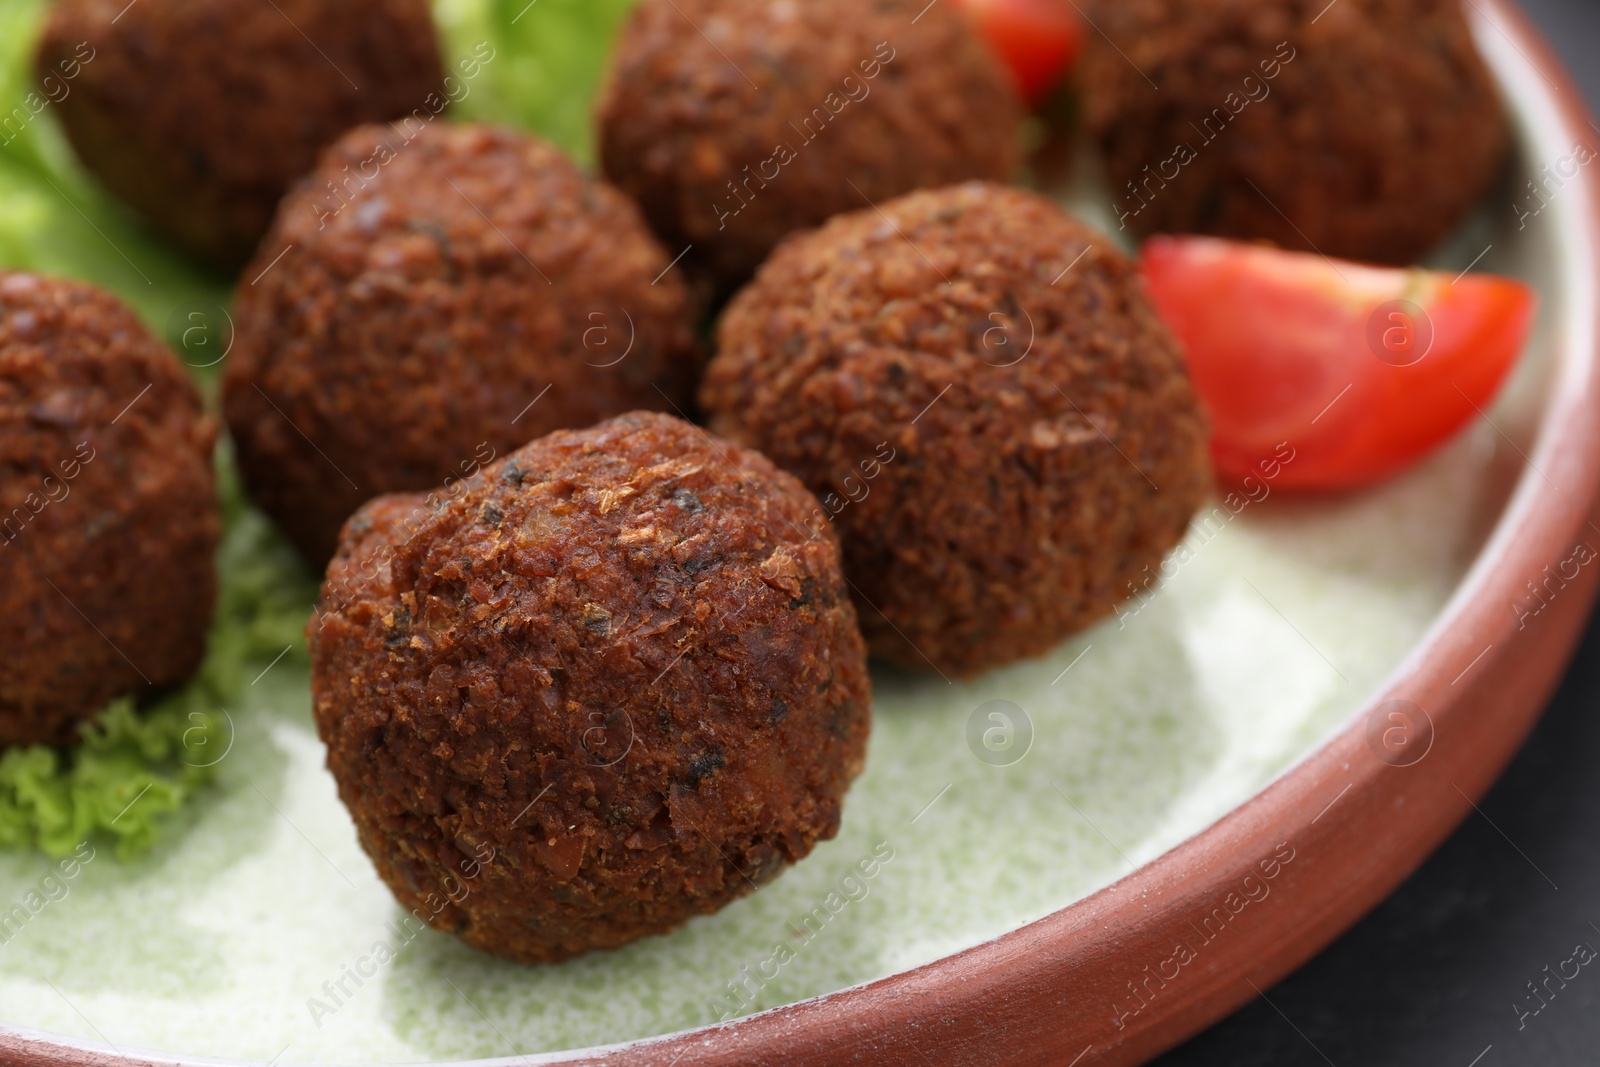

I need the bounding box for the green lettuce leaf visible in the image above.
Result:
[436,0,639,164]
[0,457,320,860]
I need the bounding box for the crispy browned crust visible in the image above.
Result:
[0,272,218,747]
[1079,0,1510,264]
[34,0,443,270]
[597,0,1024,297]
[222,122,702,566]
[701,183,1212,678]
[307,411,870,964]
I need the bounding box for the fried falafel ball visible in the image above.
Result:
[596,0,1024,297]
[0,273,218,748]
[1080,0,1509,265]
[308,411,870,964]
[223,122,701,566]
[701,183,1211,677]
[34,0,444,270]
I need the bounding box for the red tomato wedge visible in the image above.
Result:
[1140,236,1537,491]
[950,0,1083,106]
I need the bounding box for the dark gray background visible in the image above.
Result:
[1154,1,1600,1063]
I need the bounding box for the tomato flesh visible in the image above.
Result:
[951,0,1083,105]
[1139,236,1537,491]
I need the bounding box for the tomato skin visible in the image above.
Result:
[950,0,1083,105]
[1139,237,1537,491]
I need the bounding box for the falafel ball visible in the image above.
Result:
[701,183,1211,677]
[34,0,443,270]
[222,122,701,566]
[308,411,870,964]
[0,272,218,748]
[596,0,1024,297]
[1079,0,1509,265]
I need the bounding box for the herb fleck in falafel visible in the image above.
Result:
[308,411,871,964]
[34,0,445,270]
[223,122,701,566]
[597,0,1024,297]
[0,272,218,747]
[1080,0,1509,264]
[701,183,1211,677]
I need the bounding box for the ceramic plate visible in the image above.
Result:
[1,1,1597,1064]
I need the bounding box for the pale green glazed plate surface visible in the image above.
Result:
[0,0,1561,1062]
